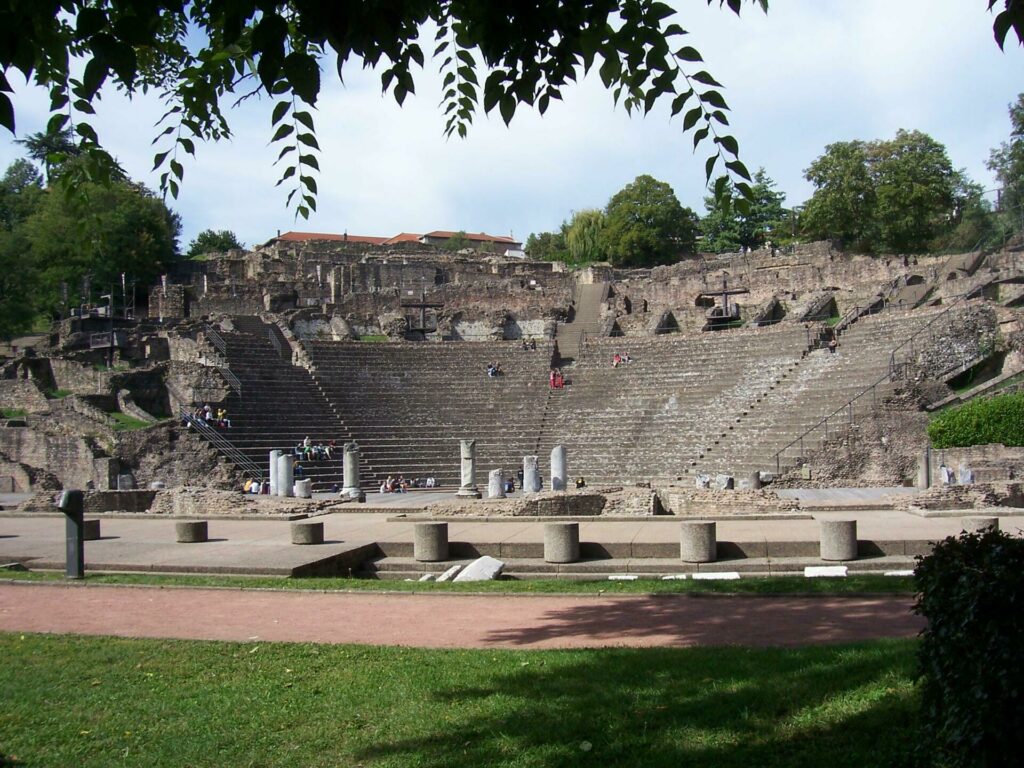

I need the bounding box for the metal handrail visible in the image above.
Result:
[181,410,262,479]
[205,326,227,355]
[218,366,242,396]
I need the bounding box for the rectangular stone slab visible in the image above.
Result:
[804,565,848,578]
[452,556,504,582]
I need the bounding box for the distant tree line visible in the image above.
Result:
[528,93,1024,266]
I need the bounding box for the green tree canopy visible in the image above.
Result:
[601,174,699,267]
[801,140,876,248]
[566,209,608,263]
[701,168,786,252]
[987,93,1024,221]
[187,229,244,259]
[525,227,570,263]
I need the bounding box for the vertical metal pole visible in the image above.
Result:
[58,490,85,580]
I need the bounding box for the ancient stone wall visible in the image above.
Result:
[0,425,111,489]
[0,379,51,414]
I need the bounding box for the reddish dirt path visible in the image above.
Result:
[0,583,923,649]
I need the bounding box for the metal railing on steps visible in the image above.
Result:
[181,410,263,480]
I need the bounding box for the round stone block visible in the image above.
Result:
[294,478,312,498]
[291,520,324,545]
[82,519,101,541]
[175,520,208,543]
[544,522,580,564]
[680,521,717,563]
[819,519,857,561]
[962,516,999,533]
[414,522,449,562]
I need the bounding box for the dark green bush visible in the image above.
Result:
[914,529,1024,766]
[927,392,1024,448]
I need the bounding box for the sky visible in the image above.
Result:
[0,1,1021,250]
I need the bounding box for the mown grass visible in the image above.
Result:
[107,412,153,431]
[0,570,916,595]
[0,633,920,768]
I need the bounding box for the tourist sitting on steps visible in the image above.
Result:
[575,477,587,489]
[827,336,838,354]
[612,353,621,368]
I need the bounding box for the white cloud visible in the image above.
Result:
[0,0,1020,247]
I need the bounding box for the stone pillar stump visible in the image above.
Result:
[680,521,717,563]
[819,519,857,561]
[544,522,580,563]
[175,520,209,543]
[523,455,541,494]
[276,454,294,498]
[455,439,482,498]
[342,442,361,498]
[487,469,505,498]
[550,445,567,491]
[269,450,282,495]
[962,516,999,533]
[414,522,449,562]
[291,520,324,545]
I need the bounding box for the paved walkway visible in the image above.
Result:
[0,582,922,649]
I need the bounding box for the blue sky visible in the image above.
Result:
[0,1,1021,250]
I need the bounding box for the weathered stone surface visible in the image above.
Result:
[269,450,282,494]
[487,469,505,499]
[550,445,567,491]
[962,516,999,533]
[452,555,504,582]
[294,479,312,498]
[276,454,294,497]
[418,573,436,582]
[713,474,734,491]
[455,439,481,498]
[522,456,541,494]
[291,520,324,544]
[544,522,579,563]
[414,522,449,562]
[680,521,717,563]
[175,520,208,543]
[436,564,462,582]
[342,442,361,498]
[819,519,857,561]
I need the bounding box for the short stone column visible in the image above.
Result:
[276,453,294,498]
[117,474,135,490]
[550,445,567,491]
[455,439,482,498]
[342,442,361,498]
[680,521,717,563]
[175,520,209,543]
[291,520,324,544]
[294,478,312,498]
[414,522,449,562]
[819,519,858,561]
[523,455,541,494]
[487,469,506,498]
[82,519,102,541]
[962,516,999,533]
[269,450,282,494]
[544,522,580,563]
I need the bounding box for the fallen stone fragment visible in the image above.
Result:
[436,565,462,582]
[453,556,504,582]
[418,573,436,582]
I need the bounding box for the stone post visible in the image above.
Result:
[544,522,580,563]
[414,522,449,562]
[276,453,294,498]
[487,469,505,498]
[918,447,931,489]
[962,516,999,533]
[455,439,482,498]
[269,450,282,495]
[291,520,324,545]
[819,519,858,561]
[342,442,361,498]
[550,445,567,491]
[294,479,312,498]
[523,455,541,494]
[57,489,85,580]
[680,521,717,563]
[175,521,208,543]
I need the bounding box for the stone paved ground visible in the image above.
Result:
[0,583,922,649]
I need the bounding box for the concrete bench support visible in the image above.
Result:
[819,519,857,561]
[175,520,209,543]
[544,522,579,564]
[680,521,717,563]
[291,521,324,545]
[962,516,999,533]
[414,522,449,562]
[82,519,101,541]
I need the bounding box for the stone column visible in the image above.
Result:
[918,447,931,489]
[488,469,505,498]
[342,442,361,498]
[456,439,482,498]
[550,445,567,491]
[819,519,857,561]
[276,453,294,498]
[294,479,312,498]
[680,521,717,563]
[175,521,208,543]
[269,450,282,495]
[291,520,324,544]
[962,516,999,533]
[414,522,449,562]
[544,522,580,563]
[523,456,541,494]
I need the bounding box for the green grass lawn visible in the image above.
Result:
[0,570,917,595]
[107,412,154,431]
[0,407,26,419]
[0,633,919,768]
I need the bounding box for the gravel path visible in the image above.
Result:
[0,583,923,649]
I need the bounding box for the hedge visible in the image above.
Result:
[927,392,1024,448]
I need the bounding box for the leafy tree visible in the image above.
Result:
[601,174,699,267]
[801,141,876,248]
[0,161,45,338]
[443,231,470,252]
[987,93,1024,225]
[0,160,44,231]
[525,228,570,262]
[566,209,608,263]
[701,168,786,252]
[187,229,244,259]
[21,177,181,317]
[15,128,81,182]
[872,130,958,253]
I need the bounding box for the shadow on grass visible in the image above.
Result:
[483,593,923,648]
[358,641,919,768]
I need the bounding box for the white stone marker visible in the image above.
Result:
[523,455,541,494]
[276,453,294,498]
[691,572,741,581]
[269,450,282,495]
[455,439,482,498]
[294,479,312,498]
[805,565,848,578]
[550,445,567,491]
[342,442,361,498]
[487,469,506,499]
[436,564,463,582]
[453,555,505,582]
